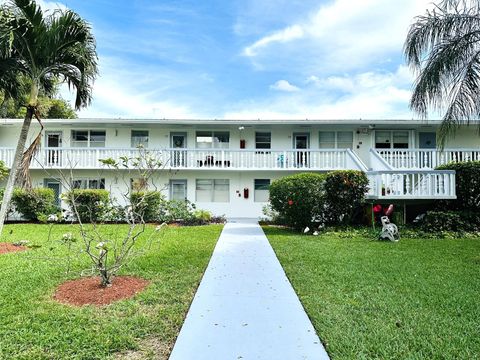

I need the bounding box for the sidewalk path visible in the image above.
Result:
[169,219,329,360]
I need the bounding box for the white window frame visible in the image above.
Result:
[374,130,410,149]
[131,130,149,148]
[319,131,354,149]
[195,131,230,149]
[71,130,106,148]
[195,179,230,202]
[254,179,270,202]
[72,178,106,189]
[255,132,271,150]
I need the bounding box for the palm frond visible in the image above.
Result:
[405,0,480,145]
[404,11,480,69]
[437,52,480,147]
[410,30,480,117]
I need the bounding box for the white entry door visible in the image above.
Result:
[293,133,309,167]
[46,132,62,166]
[171,133,187,167]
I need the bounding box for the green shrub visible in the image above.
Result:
[130,191,164,222]
[419,210,480,232]
[12,188,57,221]
[193,209,213,225]
[64,189,110,222]
[0,160,8,180]
[324,170,369,225]
[159,200,196,224]
[269,173,326,230]
[437,161,480,210]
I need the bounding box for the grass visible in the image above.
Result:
[265,226,480,359]
[0,223,222,360]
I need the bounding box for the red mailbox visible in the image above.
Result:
[243,188,249,199]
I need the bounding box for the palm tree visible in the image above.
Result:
[0,0,98,236]
[404,0,480,148]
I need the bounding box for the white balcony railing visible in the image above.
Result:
[376,149,480,169]
[0,147,366,171]
[367,170,456,199]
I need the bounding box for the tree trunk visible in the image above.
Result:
[0,107,34,237]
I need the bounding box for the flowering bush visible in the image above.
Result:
[269,173,326,230]
[323,170,369,225]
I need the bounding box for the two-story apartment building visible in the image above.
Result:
[0,118,479,218]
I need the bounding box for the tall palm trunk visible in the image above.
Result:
[0,82,38,237]
[0,111,33,236]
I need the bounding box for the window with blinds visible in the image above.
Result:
[196,179,230,202]
[254,179,270,202]
[375,130,410,149]
[131,130,149,148]
[196,131,230,149]
[71,130,106,147]
[255,132,271,149]
[319,131,353,149]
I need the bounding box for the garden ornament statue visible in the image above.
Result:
[379,216,400,242]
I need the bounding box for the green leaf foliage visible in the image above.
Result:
[404,0,480,147]
[12,187,57,221]
[419,210,480,232]
[64,189,110,222]
[0,160,8,180]
[323,170,369,225]
[436,161,480,210]
[130,191,164,222]
[269,173,326,230]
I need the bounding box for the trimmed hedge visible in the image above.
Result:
[269,173,326,230]
[324,170,369,225]
[130,191,164,222]
[437,161,480,210]
[12,188,57,221]
[64,189,110,222]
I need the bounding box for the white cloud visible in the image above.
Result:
[306,65,414,93]
[0,0,67,12]
[270,80,300,92]
[224,65,415,120]
[36,0,67,12]
[243,25,304,57]
[242,0,434,73]
[60,56,201,119]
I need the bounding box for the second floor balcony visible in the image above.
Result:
[0,147,367,171]
[375,149,480,169]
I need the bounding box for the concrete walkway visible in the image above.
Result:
[169,219,329,360]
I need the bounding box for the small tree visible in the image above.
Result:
[60,149,167,287]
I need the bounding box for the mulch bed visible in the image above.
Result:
[53,276,150,306]
[0,242,28,255]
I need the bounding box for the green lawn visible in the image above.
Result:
[0,223,222,360]
[265,227,480,359]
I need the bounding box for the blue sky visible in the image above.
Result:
[19,0,435,119]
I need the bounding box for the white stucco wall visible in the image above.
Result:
[1,120,479,218]
[27,168,301,218]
